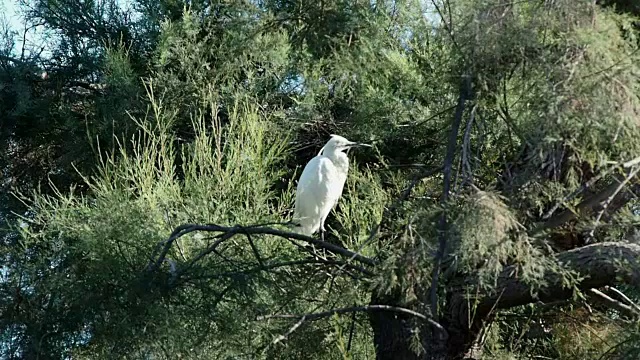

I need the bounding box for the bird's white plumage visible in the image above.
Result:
[293,135,364,236]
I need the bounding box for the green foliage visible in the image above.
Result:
[448,191,552,290]
[3,0,640,359]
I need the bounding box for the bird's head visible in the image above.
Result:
[320,134,372,155]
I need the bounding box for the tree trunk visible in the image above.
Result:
[369,291,450,360]
[368,290,419,359]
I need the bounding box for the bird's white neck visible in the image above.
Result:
[324,150,350,175]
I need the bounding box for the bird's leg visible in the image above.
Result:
[320,215,328,241]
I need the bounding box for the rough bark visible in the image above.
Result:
[370,241,640,360]
[368,289,423,360]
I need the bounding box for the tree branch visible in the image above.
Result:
[588,167,640,239]
[492,242,640,309]
[258,304,446,335]
[0,54,27,65]
[147,223,379,276]
[588,288,639,318]
[430,74,473,315]
[605,286,640,313]
[446,241,640,354]
[182,258,375,284]
[533,174,639,236]
[539,156,640,222]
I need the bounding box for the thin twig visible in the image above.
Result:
[271,316,306,345]
[0,54,26,65]
[333,165,443,275]
[461,103,478,186]
[580,47,640,79]
[178,231,238,276]
[346,305,356,352]
[258,304,446,335]
[177,259,363,288]
[430,0,460,54]
[241,227,265,269]
[412,104,458,127]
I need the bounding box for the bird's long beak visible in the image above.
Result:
[348,142,372,148]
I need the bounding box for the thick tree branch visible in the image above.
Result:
[446,241,640,356]
[483,242,640,311]
[533,174,639,236]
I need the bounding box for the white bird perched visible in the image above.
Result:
[293,134,371,238]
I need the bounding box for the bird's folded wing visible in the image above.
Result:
[295,156,341,213]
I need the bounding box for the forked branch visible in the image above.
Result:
[146,223,379,277]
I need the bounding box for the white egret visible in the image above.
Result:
[293,134,371,238]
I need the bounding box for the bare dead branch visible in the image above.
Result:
[271,316,306,345]
[588,288,639,318]
[258,304,447,337]
[605,286,640,313]
[623,156,640,169]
